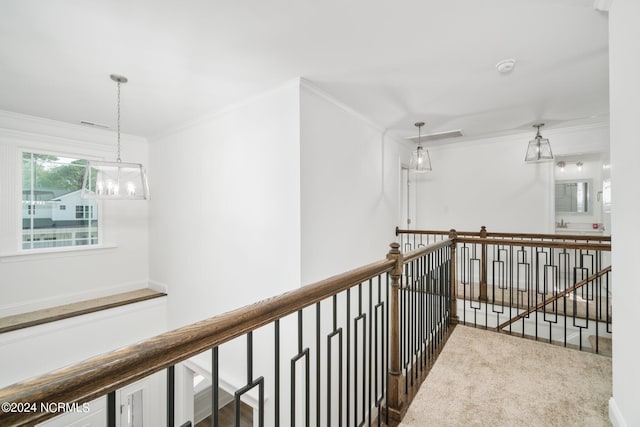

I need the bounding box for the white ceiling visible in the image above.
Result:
[0,0,609,142]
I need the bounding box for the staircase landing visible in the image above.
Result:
[400,325,612,426]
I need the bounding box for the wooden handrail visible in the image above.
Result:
[396,226,611,242]
[0,238,456,426]
[0,257,393,426]
[402,238,454,264]
[455,237,611,251]
[396,226,481,237]
[498,266,612,330]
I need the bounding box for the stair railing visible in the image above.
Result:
[0,238,456,427]
[397,226,612,354]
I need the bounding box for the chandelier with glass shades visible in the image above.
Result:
[409,121,432,173]
[524,123,554,163]
[82,74,149,200]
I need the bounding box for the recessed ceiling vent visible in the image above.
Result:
[407,129,464,143]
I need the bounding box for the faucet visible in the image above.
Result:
[557,219,568,228]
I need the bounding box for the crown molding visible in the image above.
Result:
[299,78,409,150]
[0,109,147,148]
[427,121,610,152]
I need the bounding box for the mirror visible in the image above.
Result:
[555,180,590,213]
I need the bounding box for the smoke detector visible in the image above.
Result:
[496,58,516,74]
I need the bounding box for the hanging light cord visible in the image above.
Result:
[116,80,122,162]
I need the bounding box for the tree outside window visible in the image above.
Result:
[22,152,99,250]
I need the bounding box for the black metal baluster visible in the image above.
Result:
[412,259,417,382]
[167,365,175,427]
[354,283,366,426]
[368,279,373,427]
[346,288,351,425]
[432,251,437,345]
[327,295,343,426]
[212,347,219,427]
[275,319,280,426]
[373,276,384,427]
[316,303,321,427]
[385,272,390,426]
[595,269,600,354]
[107,391,116,427]
[290,310,310,427]
[419,254,425,372]
[606,272,611,334]
[235,332,265,427]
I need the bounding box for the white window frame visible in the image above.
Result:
[18,148,104,254]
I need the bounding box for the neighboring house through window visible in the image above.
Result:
[75,205,92,219]
[22,152,99,249]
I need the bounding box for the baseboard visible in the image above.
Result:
[609,397,628,427]
[0,280,148,318]
[148,279,168,294]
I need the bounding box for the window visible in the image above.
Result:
[75,205,91,219]
[22,152,99,250]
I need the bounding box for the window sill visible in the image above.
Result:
[0,244,118,263]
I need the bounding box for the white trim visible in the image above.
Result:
[299,78,385,133]
[299,78,409,153]
[13,147,105,254]
[0,109,147,148]
[609,397,628,427]
[427,121,610,152]
[0,296,166,345]
[0,244,117,262]
[0,279,146,317]
[147,279,169,294]
[148,279,169,294]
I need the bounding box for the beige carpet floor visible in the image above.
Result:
[400,325,612,427]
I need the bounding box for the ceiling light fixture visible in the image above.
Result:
[525,123,554,162]
[577,161,583,171]
[409,122,432,173]
[82,75,149,200]
[557,161,566,172]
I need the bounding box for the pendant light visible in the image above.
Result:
[81,74,149,200]
[409,122,432,173]
[524,123,554,162]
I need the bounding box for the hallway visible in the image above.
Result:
[400,326,611,426]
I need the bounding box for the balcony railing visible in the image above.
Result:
[0,238,455,426]
[0,227,613,426]
[397,226,612,354]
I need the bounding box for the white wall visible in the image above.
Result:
[299,82,404,426]
[609,0,640,425]
[0,111,150,315]
[0,111,166,396]
[300,81,403,284]
[413,125,609,233]
[149,80,302,329]
[0,298,167,387]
